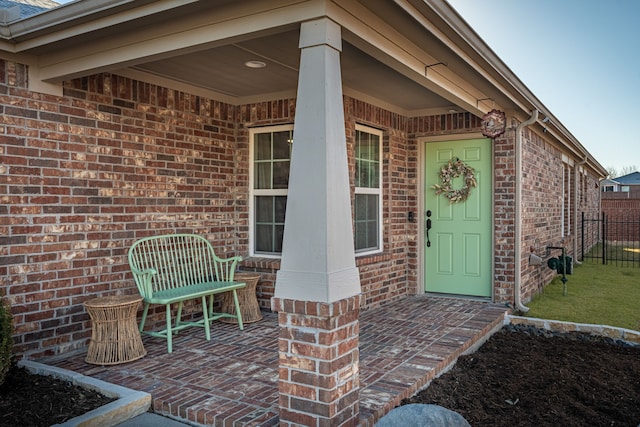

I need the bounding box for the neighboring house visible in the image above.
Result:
[0,0,607,424]
[602,171,640,193]
[602,172,640,237]
[601,177,621,193]
[0,0,59,20]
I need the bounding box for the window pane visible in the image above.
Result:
[355,222,367,250]
[354,194,379,252]
[367,219,378,248]
[357,160,378,189]
[355,194,367,220]
[367,193,378,215]
[356,159,365,188]
[371,162,379,188]
[253,129,292,191]
[255,133,272,160]
[255,196,273,222]
[370,137,380,162]
[272,131,292,159]
[274,225,285,253]
[254,195,287,254]
[255,224,273,252]
[355,131,379,189]
[275,196,287,222]
[254,163,272,189]
[272,161,290,189]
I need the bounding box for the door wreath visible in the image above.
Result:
[432,158,477,203]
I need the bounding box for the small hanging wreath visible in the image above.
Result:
[432,158,477,203]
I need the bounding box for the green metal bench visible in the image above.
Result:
[127,233,246,353]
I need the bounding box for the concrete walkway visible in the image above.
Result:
[115,413,192,426]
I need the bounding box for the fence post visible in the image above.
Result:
[581,211,585,262]
[602,211,606,265]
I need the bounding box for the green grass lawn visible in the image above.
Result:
[525,261,640,331]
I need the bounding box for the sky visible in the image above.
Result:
[446,0,640,176]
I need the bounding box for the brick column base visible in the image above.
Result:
[272,295,362,427]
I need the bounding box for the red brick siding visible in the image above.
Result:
[1,58,603,357]
[345,99,413,309]
[519,128,601,302]
[601,198,640,241]
[272,295,361,426]
[519,129,564,301]
[492,130,517,303]
[2,66,247,357]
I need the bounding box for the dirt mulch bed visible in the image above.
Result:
[1,324,639,426]
[402,324,640,426]
[0,365,116,427]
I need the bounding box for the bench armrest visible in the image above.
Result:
[129,265,157,299]
[214,255,243,281]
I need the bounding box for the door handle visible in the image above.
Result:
[425,210,432,247]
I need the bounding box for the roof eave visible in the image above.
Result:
[0,0,184,44]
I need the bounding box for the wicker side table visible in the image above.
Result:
[84,295,146,365]
[220,273,263,324]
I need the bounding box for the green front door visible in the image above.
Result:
[424,139,492,297]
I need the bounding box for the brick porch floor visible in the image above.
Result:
[45,295,508,426]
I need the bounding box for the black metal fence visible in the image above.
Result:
[581,212,640,267]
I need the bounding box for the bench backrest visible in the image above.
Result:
[127,234,241,298]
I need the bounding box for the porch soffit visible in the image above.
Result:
[3,0,521,117]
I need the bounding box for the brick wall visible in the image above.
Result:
[519,128,601,302]
[1,57,603,357]
[519,128,564,301]
[346,99,414,309]
[2,64,250,357]
[602,189,640,199]
[492,129,517,303]
[272,295,361,426]
[601,198,640,242]
[0,61,423,357]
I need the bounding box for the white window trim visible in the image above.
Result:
[248,124,293,258]
[354,123,384,256]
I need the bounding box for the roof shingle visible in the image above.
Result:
[0,0,60,20]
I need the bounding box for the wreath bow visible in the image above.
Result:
[432,158,477,203]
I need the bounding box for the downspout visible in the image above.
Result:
[514,109,538,312]
[574,156,588,264]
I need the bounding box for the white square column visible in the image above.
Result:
[274,18,360,303]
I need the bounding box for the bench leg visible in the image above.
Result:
[166,303,173,353]
[201,296,211,341]
[175,301,184,331]
[208,294,214,318]
[232,290,244,330]
[139,302,150,333]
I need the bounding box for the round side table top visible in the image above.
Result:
[84,294,142,308]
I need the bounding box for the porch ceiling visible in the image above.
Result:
[6,0,523,117]
[131,29,454,113]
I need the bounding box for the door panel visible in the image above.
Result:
[425,139,492,297]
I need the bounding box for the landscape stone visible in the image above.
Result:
[376,404,471,427]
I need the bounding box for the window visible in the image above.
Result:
[562,163,573,237]
[249,124,383,257]
[250,125,293,256]
[354,125,383,254]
